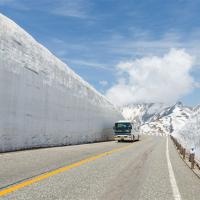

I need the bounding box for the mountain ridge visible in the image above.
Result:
[121,102,193,135]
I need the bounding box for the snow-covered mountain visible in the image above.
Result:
[122,103,168,125]
[122,102,200,160]
[122,101,200,160]
[121,102,192,135]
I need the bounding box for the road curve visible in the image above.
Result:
[0,135,200,200]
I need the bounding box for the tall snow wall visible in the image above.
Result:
[173,106,200,161]
[0,14,123,152]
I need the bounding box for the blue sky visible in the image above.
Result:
[1,0,200,106]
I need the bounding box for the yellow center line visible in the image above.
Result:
[0,143,132,197]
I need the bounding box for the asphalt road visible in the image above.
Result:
[0,135,200,200]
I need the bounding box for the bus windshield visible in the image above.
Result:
[115,123,132,130]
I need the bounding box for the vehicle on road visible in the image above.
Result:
[113,120,140,142]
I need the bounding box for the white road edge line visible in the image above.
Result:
[166,137,182,200]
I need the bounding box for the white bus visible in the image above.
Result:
[113,120,140,142]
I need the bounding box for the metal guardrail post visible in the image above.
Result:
[190,153,195,169]
[183,148,186,159]
[171,136,200,177]
[178,143,181,151]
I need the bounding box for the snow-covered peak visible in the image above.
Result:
[122,103,169,125]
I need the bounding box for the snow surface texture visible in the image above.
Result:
[173,106,200,161]
[0,14,122,152]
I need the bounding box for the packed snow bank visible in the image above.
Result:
[0,14,123,152]
[173,106,200,161]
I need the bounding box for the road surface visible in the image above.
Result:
[0,135,200,200]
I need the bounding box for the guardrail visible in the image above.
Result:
[170,135,200,178]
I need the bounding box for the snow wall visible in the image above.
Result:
[173,105,200,161]
[0,14,123,152]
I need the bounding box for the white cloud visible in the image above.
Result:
[194,82,200,88]
[0,0,90,18]
[94,30,200,66]
[106,49,195,106]
[99,80,108,86]
[68,60,112,70]
[50,0,89,18]
[0,0,29,10]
